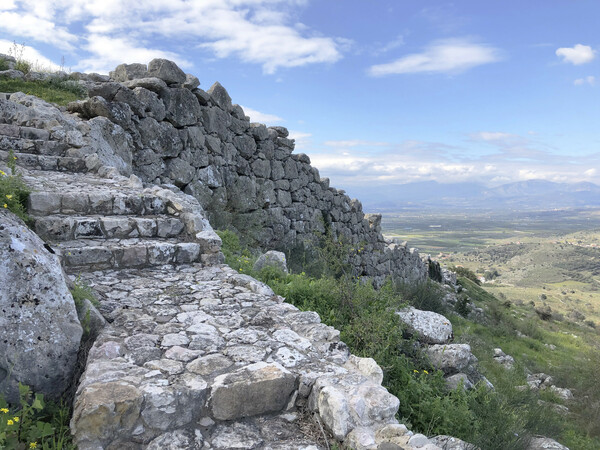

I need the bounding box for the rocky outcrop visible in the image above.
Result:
[63,58,427,287]
[0,209,82,402]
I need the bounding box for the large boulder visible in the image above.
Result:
[147,59,186,85]
[253,250,288,274]
[396,306,453,344]
[0,210,83,402]
[528,436,569,450]
[110,63,149,82]
[425,344,476,374]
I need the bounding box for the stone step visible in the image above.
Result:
[69,265,402,449]
[50,238,204,271]
[0,133,69,156]
[0,149,87,173]
[28,190,169,217]
[33,214,187,241]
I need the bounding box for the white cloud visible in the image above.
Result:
[373,34,405,55]
[302,134,600,188]
[0,11,78,50]
[324,140,389,148]
[368,38,502,76]
[240,106,283,124]
[556,44,596,65]
[76,35,189,73]
[4,0,344,74]
[0,40,63,71]
[574,75,596,86]
[288,130,312,150]
[472,131,514,142]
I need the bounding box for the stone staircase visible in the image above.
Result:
[0,93,442,450]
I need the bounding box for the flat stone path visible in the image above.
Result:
[71,263,359,449]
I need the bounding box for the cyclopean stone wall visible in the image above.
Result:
[67,59,427,286]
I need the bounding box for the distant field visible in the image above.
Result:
[382,208,600,327]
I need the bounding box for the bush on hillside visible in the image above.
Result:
[450,265,481,285]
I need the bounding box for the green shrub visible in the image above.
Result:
[1,150,31,224]
[0,383,74,449]
[0,59,9,71]
[451,266,481,285]
[395,280,445,314]
[14,59,31,74]
[0,79,85,106]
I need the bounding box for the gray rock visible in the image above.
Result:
[0,210,82,402]
[396,307,453,344]
[123,77,168,93]
[207,81,233,111]
[429,435,477,449]
[425,344,475,374]
[210,362,296,420]
[184,73,200,90]
[493,348,515,370]
[0,69,24,79]
[163,87,201,127]
[148,58,186,84]
[527,436,569,450]
[110,63,149,82]
[253,250,288,274]
[445,373,474,391]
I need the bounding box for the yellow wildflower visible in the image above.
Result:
[13,416,19,422]
[0,408,8,413]
[413,369,418,373]
[3,204,7,208]
[0,170,5,176]
[7,419,14,425]
[6,194,12,199]
[423,370,429,375]
[30,443,38,449]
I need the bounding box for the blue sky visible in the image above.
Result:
[1,0,599,192]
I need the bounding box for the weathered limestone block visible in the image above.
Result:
[527,436,569,450]
[110,63,149,81]
[71,381,143,448]
[207,81,233,111]
[163,87,201,128]
[166,158,195,187]
[210,362,296,420]
[0,210,83,403]
[147,58,186,85]
[133,87,166,121]
[425,344,476,374]
[396,306,453,344]
[84,116,134,176]
[253,250,288,274]
[184,73,200,90]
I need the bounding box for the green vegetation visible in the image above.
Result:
[1,150,31,224]
[0,384,74,450]
[218,229,599,449]
[0,78,85,106]
[0,43,85,106]
[70,277,100,337]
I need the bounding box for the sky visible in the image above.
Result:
[1,0,599,193]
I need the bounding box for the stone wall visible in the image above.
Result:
[67,59,427,285]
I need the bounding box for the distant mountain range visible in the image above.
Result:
[344,180,600,212]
